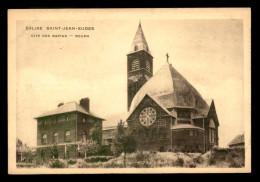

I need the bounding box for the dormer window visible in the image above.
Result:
[134,45,138,51]
[132,59,140,71]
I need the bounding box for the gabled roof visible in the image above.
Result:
[128,22,152,55]
[126,93,176,121]
[35,101,104,120]
[228,134,244,146]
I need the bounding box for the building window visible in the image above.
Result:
[82,131,87,142]
[194,131,197,137]
[209,119,216,143]
[44,120,47,125]
[53,132,58,143]
[146,60,150,72]
[189,130,193,136]
[132,59,140,71]
[66,116,69,121]
[42,134,47,144]
[177,110,191,118]
[134,45,138,51]
[209,129,215,143]
[83,118,86,123]
[65,130,70,142]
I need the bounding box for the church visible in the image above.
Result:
[122,22,220,153]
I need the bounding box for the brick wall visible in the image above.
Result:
[127,50,153,110]
[37,112,77,146]
[127,95,172,151]
[172,129,204,152]
[36,111,103,162]
[77,112,103,145]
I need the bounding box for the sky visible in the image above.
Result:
[16,18,245,148]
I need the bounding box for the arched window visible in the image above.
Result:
[146,60,150,72]
[53,132,58,143]
[132,59,140,71]
[65,130,70,142]
[42,134,47,144]
[134,45,138,51]
[82,131,87,142]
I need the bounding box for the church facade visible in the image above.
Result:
[125,23,219,153]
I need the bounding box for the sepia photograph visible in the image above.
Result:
[8,8,251,174]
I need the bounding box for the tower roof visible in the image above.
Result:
[129,64,209,115]
[129,22,152,55]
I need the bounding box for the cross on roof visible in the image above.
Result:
[166,53,169,64]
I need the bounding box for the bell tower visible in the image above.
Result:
[127,22,153,111]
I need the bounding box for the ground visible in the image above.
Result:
[17,147,245,168]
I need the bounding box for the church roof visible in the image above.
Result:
[129,22,152,55]
[35,101,104,120]
[129,63,209,115]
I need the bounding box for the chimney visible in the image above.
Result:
[58,102,64,107]
[80,97,90,112]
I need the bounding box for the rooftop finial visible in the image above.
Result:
[139,20,141,27]
[166,53,169,64]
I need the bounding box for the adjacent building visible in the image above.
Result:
[228,134,244,148]
[34,98,104,162]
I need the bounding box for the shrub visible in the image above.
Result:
[49,159,67,168]
[193,156,203,164]
[136,151,150,162]
[226,148,245,168]
[95,145,114,156]
[85,156,113,163]
[173,157,184,167]
[67,159,77,165]
[229,159,244,168]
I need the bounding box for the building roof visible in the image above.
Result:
[128,22,152,55]
[35,101,104,120]
[102,112,129,128]
[129,63,209,115]
[171,124,204,131]
[228,134,244,146]
[127,94,177,121]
